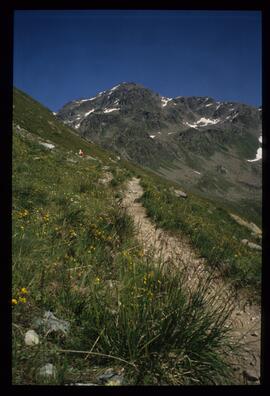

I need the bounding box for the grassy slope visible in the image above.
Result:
[139,177,261,294]
[12,88,260,385]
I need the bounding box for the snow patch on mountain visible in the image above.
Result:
[184,117,221,129]
[161,97,172,107]
[247,136,262,162]
[84,109,95,117]
[104,108,120,113]
[197,117,221,126]
[76,97,96,103]
[110,84,120,92]
[247,148,262,162]
[183,121,198,129]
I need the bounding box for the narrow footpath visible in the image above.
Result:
[122,177,261,384]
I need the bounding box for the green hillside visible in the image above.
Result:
[12,87,261,385]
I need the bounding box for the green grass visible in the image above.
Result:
[12,87,243,385]
[139,177,261,295]
[12,131,238,385]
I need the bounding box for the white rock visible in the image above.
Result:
[174,189,187,198]
[38,363,57,378]
[39,142,55,149]
[24,330,39,346]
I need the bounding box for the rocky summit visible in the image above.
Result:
[57,82,262,225]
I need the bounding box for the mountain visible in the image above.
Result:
[57,82,262,225]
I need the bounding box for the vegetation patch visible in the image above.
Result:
[12,90,242,384]
[139,177,261,295]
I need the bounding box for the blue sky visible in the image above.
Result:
[13,10,261,112]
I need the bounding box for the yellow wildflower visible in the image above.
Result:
[20,287,28,294]
[42,213,49,222]
[12,298,18,305]
[19,297,27,303]
[94,277,100,284]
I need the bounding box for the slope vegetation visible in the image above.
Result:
[12,88,261,385]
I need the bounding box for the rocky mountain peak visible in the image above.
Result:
[56,83,262,188]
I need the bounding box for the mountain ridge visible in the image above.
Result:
[56,82,262,226]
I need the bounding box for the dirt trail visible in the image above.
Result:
[122,177,261,384]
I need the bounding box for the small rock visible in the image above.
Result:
[97,368,115,383]
[251,331,259,337]
[39,142,55,149]
[38,363,57,378]
[243,369,259,382]
[97,368,124,385]
[24,329,39,346]
[247,242,262,251]
[33,311,70,335]
[241,240,262,251]
[106,375,124,386]
[174,189,187,198]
